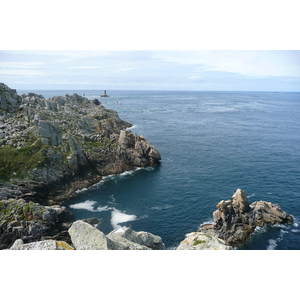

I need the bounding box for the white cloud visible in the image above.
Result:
[0,61,48,68]
[69,66,101,69]
[154,50,300,78]
[10,50,117,58]
[0,69,46,76]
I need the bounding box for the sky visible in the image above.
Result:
[1,50,299,92]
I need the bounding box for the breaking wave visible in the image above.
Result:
[111,208,137,229]
[69,200,110,212]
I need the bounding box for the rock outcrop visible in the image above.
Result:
[10,239,74,250]
[107,226,166,250]
[200,189,293,247]
[68,220,165,250]
[0,83,161,205]
[0,198,74,249]
[177,231,232,250]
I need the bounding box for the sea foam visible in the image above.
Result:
[69,200,97,212]
[70,200,110,212]
[111,208,137,229]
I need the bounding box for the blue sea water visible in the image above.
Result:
[20,89,300,250]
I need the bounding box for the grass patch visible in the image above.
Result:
[193,240,207,246]
[0,144,50,181]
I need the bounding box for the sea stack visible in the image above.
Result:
[200,189,293,247]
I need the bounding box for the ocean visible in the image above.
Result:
[19,89,300,250]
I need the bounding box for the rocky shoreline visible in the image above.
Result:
[0,83,161,249]
[1,83,294,250]
[0,83,161,205]
[177,189,293,250]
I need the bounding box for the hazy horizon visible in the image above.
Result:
[1,50,300,92]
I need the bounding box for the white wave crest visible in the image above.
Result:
[267,239,278,250]
[69,200,97,212]
[70,200,110,212]
[96,205,110,212]
[111,208,137,229]
[292,216,299,227]
[247,193,255,198]
[75,187,88,194]
[199,219,214,227]
[254,225,267,233]
[126,125,137,130]
[273,223,289,229]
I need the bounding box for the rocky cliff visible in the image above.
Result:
[0,83,161,205]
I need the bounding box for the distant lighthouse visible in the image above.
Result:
[100,90,109,97]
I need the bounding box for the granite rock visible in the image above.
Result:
[200,189,293,247]
[0,83,161,205]
[177,232,232,250]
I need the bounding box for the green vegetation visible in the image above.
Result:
[84,138,117,152]
[0,143,50,181]
[0,199,45,222]
[193,240,207,246]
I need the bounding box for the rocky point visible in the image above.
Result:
[0,83,161,249]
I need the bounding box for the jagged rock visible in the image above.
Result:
[118,130,136,149]
[36,120,62,146]
[0,83,161,205]
[232,188,250,212]
[135,231,166,250]
[0,83,22,113]
[200,189,293,247]
[0,198,74,249]
[177,232,232,250]
[10,239,74,250]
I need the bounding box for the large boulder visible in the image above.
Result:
[68,220,117,250]
[68,221,165,250]
[107,227,165,250]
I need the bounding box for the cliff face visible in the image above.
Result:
[0,83,161,205]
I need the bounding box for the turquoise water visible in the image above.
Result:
[20,89,300,249]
